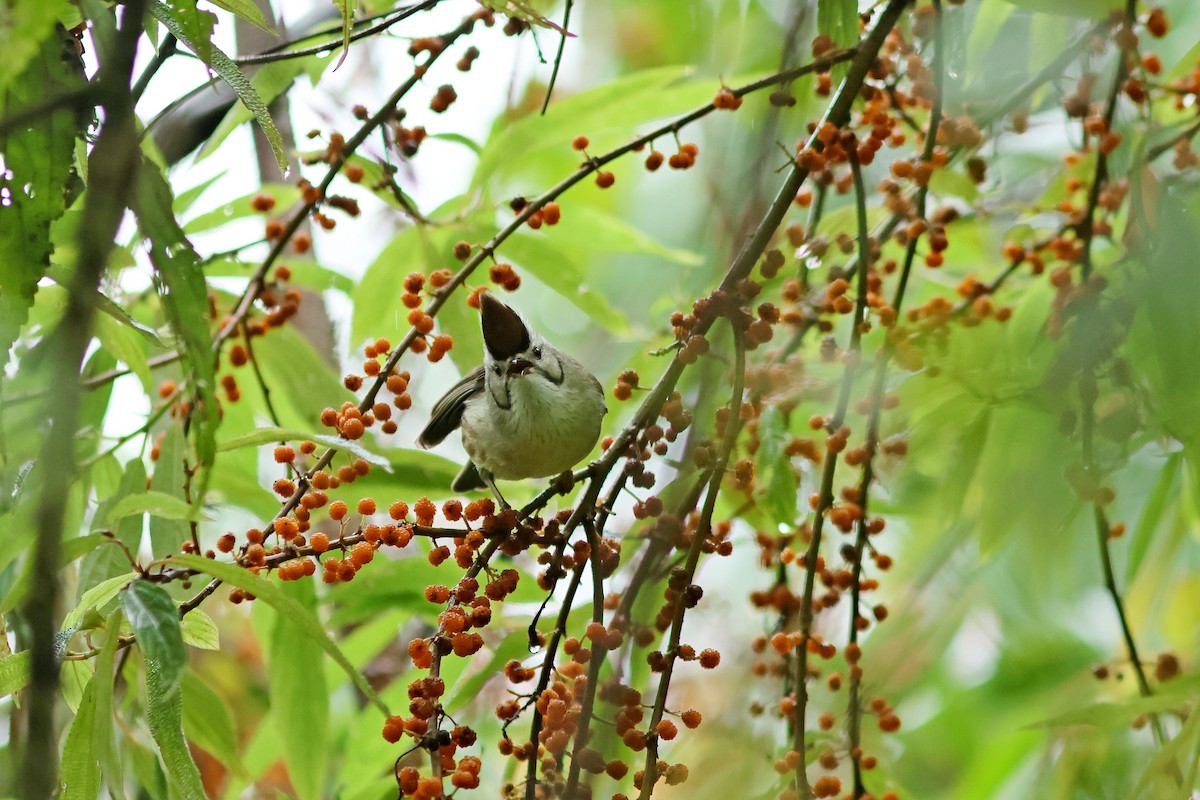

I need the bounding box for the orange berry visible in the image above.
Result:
[273,445,295,463]
[572,135,589,150]
[596,171,615,188]
[655,719,677,740]
[310,532,330,553]
[357,497,376,515]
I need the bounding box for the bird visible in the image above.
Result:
[417,292,607,507]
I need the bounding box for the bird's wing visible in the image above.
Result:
[417,364,486,448]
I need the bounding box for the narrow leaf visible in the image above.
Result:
[217,426,390,467]
[120,581,187,696]
[0,651,31,697]
[150,0,288,172]
[105,491,198,525]
[61,677,101,799]
[168,553,390,715]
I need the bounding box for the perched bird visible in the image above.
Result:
[417,292,607,506]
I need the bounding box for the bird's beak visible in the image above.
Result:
[508,357,534,376]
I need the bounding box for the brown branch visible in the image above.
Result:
[19,3,148,797]
[636,329,747,800]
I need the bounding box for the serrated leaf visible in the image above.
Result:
[105,491,198,525]
[155,0,215,63]
[168,553,390,715]
[150,0,287,172]
[0,651,31,697]
[217,427,390,467]
[120,581,187,696]
[145,657,205,799]
[63,572,135,632]
[197,59,306,163]
[179,608,220,650]
[0,22,86,375]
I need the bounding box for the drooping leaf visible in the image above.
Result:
[144,655,205,800]
[197,59,307,162]
[93,611,125,800]
[756,406,799,525]
[181,670,244,774]
[120,580,187,696]
[0,24,86,375]
[208,0,273,31]
[104,490,198,526]
[269,578,328,800]
[817,0,859,80]
[167,553,391,715]
[148,422,193,557]
[217,426,389,467]
[333,0,352,70]
[61,676,101,799]
[149,0,287,172]
[122,580,203,798]
[133,163,218,504]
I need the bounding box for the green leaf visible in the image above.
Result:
[217,426,390,467]
[0,651,31,697]
[1126,452,1181,582]
[80,458,147,592]
[252,324,353,426]
[94,313,153,393]
[756,406,799,525]
[145,655,206,799]
[546,203,703,267]
[0,0,73,96]
[182,183,299,235]
[63,572,135,632]
[817,0,858,80]
[155,0,216,63]
[149,0,288,172]
[120,581,187,696]
[179,608,219,650]
[93,611,125,800]
[122,581,203,798]
[270,579,328,800]
[445,629,529,714]
[167,553,391,715]
[0,23,86,375]
[105,490,198,525]
[504,231,633,335]
[208,0,272,31]
[197,59,306,163]
[998,0,1121,17]
[333,0,352,70]
[182,670,245,774]
[148,422,192,557]
[133,161,219,500]
[473,65,717,188]
[61,676,101,799]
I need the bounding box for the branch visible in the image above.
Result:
[19,3,147,797]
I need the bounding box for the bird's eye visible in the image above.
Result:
[532,346,542,359]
